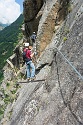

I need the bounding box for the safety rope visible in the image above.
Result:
[55,52,83,125]
[56,48,83,80]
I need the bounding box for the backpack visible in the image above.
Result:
[31,34,36,42]
[23,50,27,62]
[23,49,31,63]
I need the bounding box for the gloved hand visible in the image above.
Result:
[34,52,37,55]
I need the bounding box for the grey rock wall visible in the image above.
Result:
[23,0,44,22]
[23,0,44,37]
[1,0,83,125]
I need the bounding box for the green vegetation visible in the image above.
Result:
[4,95,11,104]
[63,37,67,41]
[11,89,17,94]
[6,82,10,87]
[0,14,23,81]
[0,15,23,117]
[0,105,5,120]
[67,3,73,13]
[0,81,20,120]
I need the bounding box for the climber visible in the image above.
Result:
[23,42,35,81]
[30,32,36,45]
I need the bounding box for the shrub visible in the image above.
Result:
[63,37,67,41]
[6,82,10,87]
[0,106,5,120]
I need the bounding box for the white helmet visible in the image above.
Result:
[24,43,29,47]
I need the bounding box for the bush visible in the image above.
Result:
[0,106,5,120]
[63,37,67,41]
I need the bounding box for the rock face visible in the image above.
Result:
[1,0,83,125]
[36,0,60,55]
[23,0,44,22]
[23,0,44,37]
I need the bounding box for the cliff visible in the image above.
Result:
[0,0,83,125]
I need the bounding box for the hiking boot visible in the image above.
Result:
[30,77,35,81]
[27,78,30,82]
